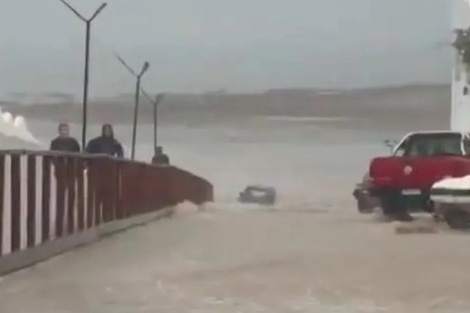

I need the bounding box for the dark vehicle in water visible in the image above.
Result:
[238,185,276,205]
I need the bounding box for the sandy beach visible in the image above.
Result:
[0,84,468,313]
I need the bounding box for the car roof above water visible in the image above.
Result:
[245,185,275,191]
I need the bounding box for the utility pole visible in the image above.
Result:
[59,0,107,150]
[142,91,165,154]
[114,53,150,160]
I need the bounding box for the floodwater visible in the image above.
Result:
[0,86,469,313]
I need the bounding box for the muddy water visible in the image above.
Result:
[0,117,468,313]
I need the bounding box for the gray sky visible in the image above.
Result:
[0,0,451,96]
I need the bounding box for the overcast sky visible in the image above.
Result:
[0,0,452,96]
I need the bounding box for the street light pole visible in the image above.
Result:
[59,0,107,150]
[153,93,165,153]
[153,95,157,152]
[114,54,150,160]
[141,89,165,155]
[153,95,156,150]
[142,92,165,154]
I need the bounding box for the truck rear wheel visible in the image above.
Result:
[443,208,470,230]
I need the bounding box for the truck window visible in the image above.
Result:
[401,134,463,157]
[407,141,430,156]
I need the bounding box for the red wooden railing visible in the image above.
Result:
[0,150,213,257]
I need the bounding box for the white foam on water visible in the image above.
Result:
[174,201,203,215]
[0,107,40,144]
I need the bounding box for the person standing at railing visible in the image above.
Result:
[49,123,80,230]
[85,124,124,158]
[151,146,170,165]
[49,123,80,152]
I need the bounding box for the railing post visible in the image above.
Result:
[114,161,122,220]
[66,157,76,235]
[101,159,113,223]
[10,155,21,253]
[0,155,5,255]
[86,159,96,228]
[76,158,85,231]
[26,155,37,248]
[93,159,103,225]
[55,157,66,238]
[41,156,51,242]
[75,159,85,231]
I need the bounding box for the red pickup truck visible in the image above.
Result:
[363,131,470,221]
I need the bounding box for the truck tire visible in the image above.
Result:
[443,208,470,230]
[379,190,413,222]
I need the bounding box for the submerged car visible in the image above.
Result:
[238,185,276,205]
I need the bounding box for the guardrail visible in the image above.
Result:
[0,150,213,258]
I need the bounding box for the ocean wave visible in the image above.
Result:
[0,107,40,144]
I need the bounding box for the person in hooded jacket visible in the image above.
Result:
[85,124,124,158]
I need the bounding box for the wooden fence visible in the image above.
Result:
[0,150,213,257]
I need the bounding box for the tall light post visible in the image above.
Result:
[142,91,165,154]
[59,0,107,150]
[114,54,150,160]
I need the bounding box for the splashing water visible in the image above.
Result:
[0,107,39,144]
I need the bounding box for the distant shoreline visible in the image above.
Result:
[0,82,449,106]
[0,83,449,133]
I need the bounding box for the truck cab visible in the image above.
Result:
[367,131,470,221]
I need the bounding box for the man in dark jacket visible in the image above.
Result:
[50,123,80,152]
[85,124,124,158]
[151,146,170,165]
[50,123,80,209]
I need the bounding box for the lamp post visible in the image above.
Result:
[114,54,150,160]
[142,91,165,154]
[58,0,107,150]
[152,93,166,154]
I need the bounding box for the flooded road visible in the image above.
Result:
[0,205,469,313]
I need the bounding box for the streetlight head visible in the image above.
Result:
[139,61,150,77]
[90,2,107,21]
[96,2,107,14]
[143,61,150,72]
